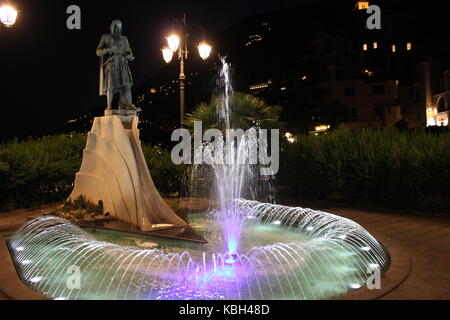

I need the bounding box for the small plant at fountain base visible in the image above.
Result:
[52,195,112,223]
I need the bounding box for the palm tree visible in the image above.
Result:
[184,92,285,131]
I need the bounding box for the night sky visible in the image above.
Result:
[0,0,284,138]
[1,0,448,139]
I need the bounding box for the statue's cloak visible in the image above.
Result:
[97,20,133,96]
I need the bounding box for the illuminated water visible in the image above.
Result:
[190,57,271,257]
[7,202,389,300]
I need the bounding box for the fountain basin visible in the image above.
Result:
[6,200,390,300]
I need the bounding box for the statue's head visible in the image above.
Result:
[110,20,122,36]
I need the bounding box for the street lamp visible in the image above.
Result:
[198,42,212,61]
[166,34,180,52]
[161,14,212,128]
[161,47,174,64]
[0,5,18,28]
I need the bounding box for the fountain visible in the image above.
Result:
[5,58,390,300]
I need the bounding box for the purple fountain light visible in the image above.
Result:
[206,58,253,258]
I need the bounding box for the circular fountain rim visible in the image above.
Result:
[1,201,401,299]
[0,221,411,300]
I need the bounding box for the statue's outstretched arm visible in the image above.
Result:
[96,35,110,57]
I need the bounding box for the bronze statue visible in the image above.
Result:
[96,20,139,111]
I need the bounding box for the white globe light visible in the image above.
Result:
[30,276,43,283]
[161,47,174,64]
[0,5,18,27]
[350,283,362,289]
[166,34,180,53]
[198,42,212,60]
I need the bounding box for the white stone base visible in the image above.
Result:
[104,109,139,117]
[69,115,187,231]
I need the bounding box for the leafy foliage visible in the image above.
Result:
[278,126,450,212]
[0,134,86,212]
[0,133,184,212]
[63,195,104,216]
[142,144,185,197]
[184,92,285,131]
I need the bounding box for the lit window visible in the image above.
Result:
[285,132,295,143]
[245,34,263,47]
[392,45,396,53]
[249,82,269,90]
[407,42,412,51]
[314,124,331,132]
[363,43,368,51]
[356,1,370,10]
[373,42,378,49]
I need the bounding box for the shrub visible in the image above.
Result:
[0,133,86,212]
[278,126,450,212]
[64,195,104,216]
[142,144,185,197]
[184,92,285,131]
[0,133,184,212]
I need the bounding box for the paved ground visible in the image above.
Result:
[0,205,59,231]
[330,208,450,300]
[282,199,450,300]
[1,200,449,300]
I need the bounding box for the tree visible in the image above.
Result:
[184,92,285,131]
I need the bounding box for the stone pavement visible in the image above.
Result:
[329,207,450,300]
[282,198,450,300]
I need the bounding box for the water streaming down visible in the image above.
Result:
[218,57,232,130]
[190,57,263,258]
[7,58,390,300]
[208,57,252,258]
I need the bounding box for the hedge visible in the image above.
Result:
[2,127,449,213]
[0,133,183,212]
[277,126,450,212]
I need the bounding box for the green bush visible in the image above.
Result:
[142,144,185,197]
[278,126,450,212]
[0,133,86,212]
[184,92,285,131]
[63,195,104,216]
[0,133,184,212]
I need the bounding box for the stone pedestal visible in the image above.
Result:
[104,109,139,117]
[69,115,187,231]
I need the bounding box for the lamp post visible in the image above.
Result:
[161,14,212,128]
[0,4,18,28]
